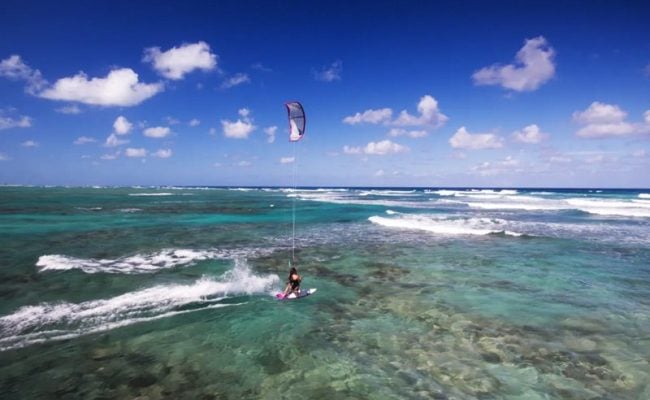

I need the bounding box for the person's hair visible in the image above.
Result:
[288,267,297,280]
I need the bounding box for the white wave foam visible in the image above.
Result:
[369,214,522,236]
[464,194,504,200]
[292,190,431,209]
[358,190,416,196]
[442,194,564,211]
[427,189,465,196]
[119,208,142,213]
[36,248,275,274]
[465,200,565,211]
[128,192,174,197]
[639,193,650,199]
[0,260,278,351]
[453,195,650,217]
[566,198,650,218]
[529,191,556,195]
[75,207,102,211]
[428,189,517,197]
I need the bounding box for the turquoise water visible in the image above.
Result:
[1,186,649,399]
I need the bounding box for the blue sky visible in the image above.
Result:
[0,0,649,187]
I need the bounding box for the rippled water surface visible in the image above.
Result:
[1,186,649,399]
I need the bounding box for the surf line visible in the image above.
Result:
[285,101,306,264]
[276,102,317,301]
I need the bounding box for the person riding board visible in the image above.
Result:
[282,267,301,298]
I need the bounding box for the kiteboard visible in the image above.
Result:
[276,288,317,300]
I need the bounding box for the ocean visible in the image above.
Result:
[0,186,649,399]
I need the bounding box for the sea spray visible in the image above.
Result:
[0,259,279,351]
[36,247,276,274]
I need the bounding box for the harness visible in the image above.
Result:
[289,276,301,290]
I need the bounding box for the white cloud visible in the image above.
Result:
[143,126,171,138]
[576,122,636,138]
[39,68,163,106]
[55,105,82,114]
[152,149,172,158]
[342,95,447,129]
[343,108,393,125]
[573,102,626,124]
[632,149,647,158]
[222,120,256,139]
[471,156,521,176]
[512,124,548,144]
[189,118,201,127]
[573,102,648,138]
[343,145,362,155]
[222,73,250,88]
[549,155,573,164]
[21,140,38,147]
[585,154,607,164]
[237,160,251,167]
[125,147,147,158]
[222,108,256,139]
[408,130,428,138]
[387,128,405,136]
[313,60,342,82]
[251,63,272,72]
[0,152,10,161]
[472,36,555,92]
[74,136,96,145]
[0,55,35,79]
[165,116,180,125]
[0,55,47,94]
[344,140,409,156]
[104,133,129,147]
[0,114,31,130]
[387,128,428,138]
[280,156,295,164]
[449,126,503,149]
[100,151,120,160]
[375,169,385,177]
[264,126,277,143]
[143,41,217,80]
[393,95,448,128]
[364,140,408,155]
[113,116,133,135]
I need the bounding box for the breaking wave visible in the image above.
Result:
[369,214,523,236]
[128,193,174,197]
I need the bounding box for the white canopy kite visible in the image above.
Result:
[285,101,306,141]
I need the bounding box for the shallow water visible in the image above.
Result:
[1,186,649,399]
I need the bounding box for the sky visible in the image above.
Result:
[0,0,649,188]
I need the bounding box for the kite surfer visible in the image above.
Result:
[282,267,302,298]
